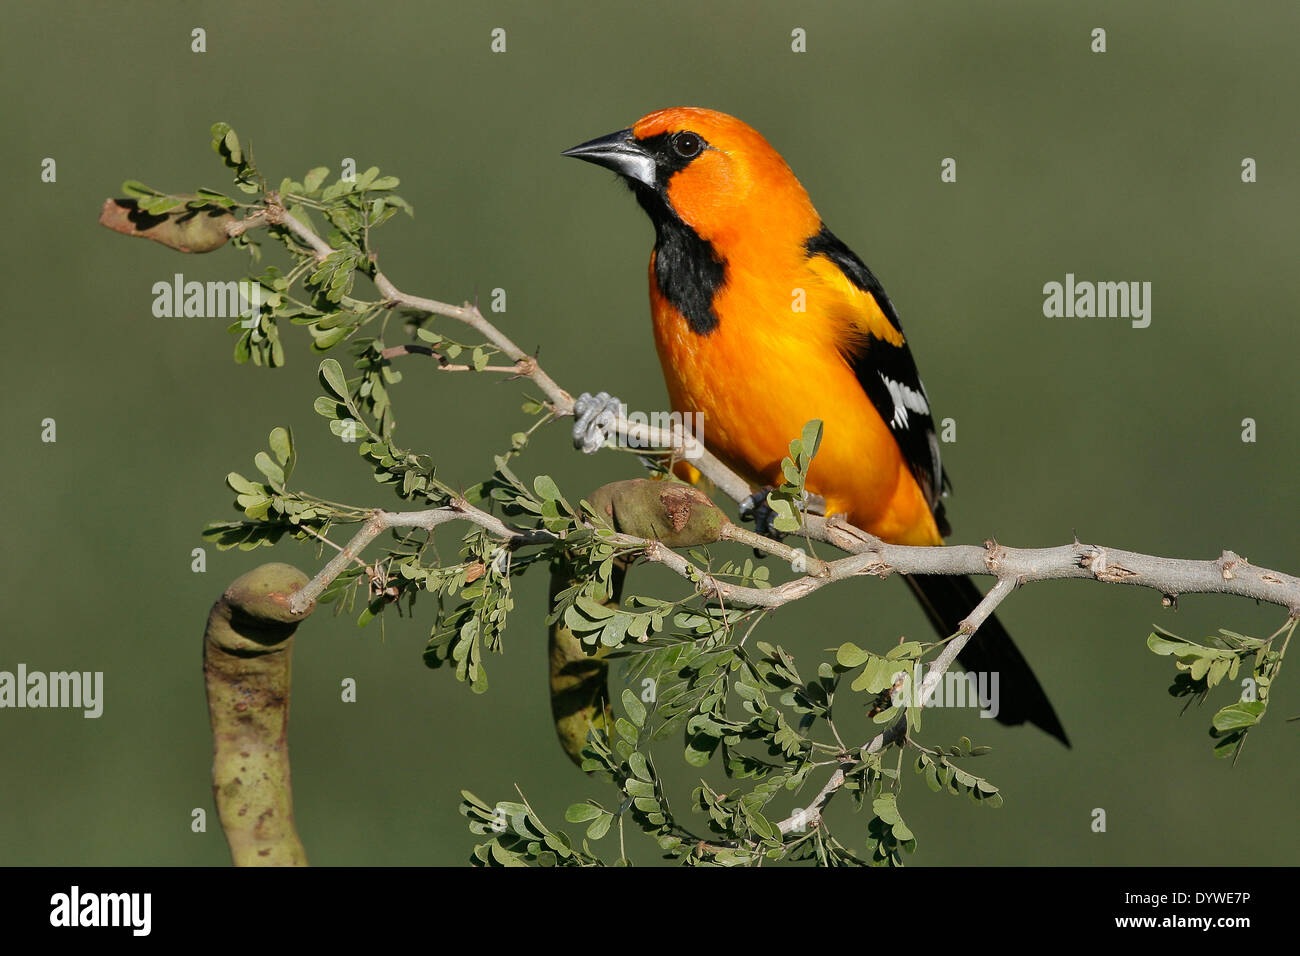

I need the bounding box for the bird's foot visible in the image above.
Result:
[739,487,785,541]
[572,391,623,454]
[739,488,828,541]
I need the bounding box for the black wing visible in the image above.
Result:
[804,224,950,533]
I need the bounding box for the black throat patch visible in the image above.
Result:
[645,206,725,336]
[625,140,726,336]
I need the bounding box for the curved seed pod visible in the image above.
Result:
[548,480,727,766]
[548,555,626,767]
[98,197,235,253]
[204,562,313,866]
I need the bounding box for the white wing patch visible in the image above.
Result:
[879,373,930,430]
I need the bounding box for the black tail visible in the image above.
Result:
[903,573,1069,747]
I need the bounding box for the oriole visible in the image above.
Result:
[564,107,1067,746]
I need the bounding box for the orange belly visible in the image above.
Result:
[650,275,942,547]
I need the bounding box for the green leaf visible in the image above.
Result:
[330,418,360,439]
[684,734,718,767]
[355,166,380,190]
[319,358,349,399]
[614,718,638,744]
[564,802,603,823]
[850,656,898,694]
[533,474,562,503]
[800,419,823,460]
[268,426,293,466]
[310,325,349,351]
[226,472,258,494]
[303,166,329,192]
[872,794,901,824]
[1147,633,1196,656]
[627,751,650,781]
[885,641,923,661]
[209,122,231,146]
[253,451,284,486]
[836,642,872,668]
[194,187,237,208]
[622,688,647,728]
[623,778,654,798]
[1211,701,1265,733]
[223,129,242,162]
[313,396,341,419]
[768,497,800,534]
[586,812,613,841]
[489,841,526,867]
[121,179,161,199]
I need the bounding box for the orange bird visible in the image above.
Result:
[564,107,1067,745]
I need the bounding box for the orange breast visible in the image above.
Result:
[650,258,942,547]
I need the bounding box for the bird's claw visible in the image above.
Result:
[740,489,828,541]
[572,391,623,454]
[739,488,785,541]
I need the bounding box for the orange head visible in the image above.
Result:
[562,107,821,252]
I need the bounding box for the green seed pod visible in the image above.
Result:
[586,478,728,547]
[548,554,626,768]
[99,197,235,253]
[204,562,312,866]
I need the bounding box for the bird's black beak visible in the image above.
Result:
[562,127,656,188]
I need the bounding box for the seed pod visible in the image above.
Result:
[548,554,626,768]
[204,562,313,866]
[99,197,235,253]
[586,478,728,547]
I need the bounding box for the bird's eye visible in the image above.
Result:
[671,131,704,159]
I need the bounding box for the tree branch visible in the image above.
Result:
[236,197,1299,622]
[228,189,1300,858]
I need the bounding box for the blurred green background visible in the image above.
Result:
[1,0,1296,866]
